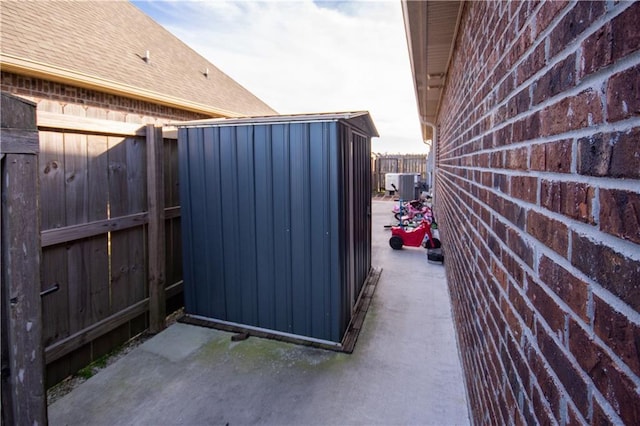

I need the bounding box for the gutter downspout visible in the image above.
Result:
[421,119,437,205]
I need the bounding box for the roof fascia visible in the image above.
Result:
[1,54,245,118]
[402,0,463,143]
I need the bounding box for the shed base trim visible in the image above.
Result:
[179,267,383,354]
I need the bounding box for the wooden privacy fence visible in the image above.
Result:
[371,154,427,193]
[35,102,183,387]
[1,94,47,426]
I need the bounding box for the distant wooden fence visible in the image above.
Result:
[371,154,427,193]
[35,102,183,387]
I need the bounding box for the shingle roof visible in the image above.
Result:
[0,1,277,117]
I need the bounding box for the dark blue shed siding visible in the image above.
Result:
[179,118,371,343]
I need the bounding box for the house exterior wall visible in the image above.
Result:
[435,1,639,424]
[1,71,209,122]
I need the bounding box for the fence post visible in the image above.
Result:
[146,125,166,333]
[0,93,47,425]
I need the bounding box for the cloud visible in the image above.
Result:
[134,0,426,154]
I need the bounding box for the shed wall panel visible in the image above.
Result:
[179,117,372,343]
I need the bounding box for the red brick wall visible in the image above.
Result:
[435,1,639,424]
[1,71,209,122]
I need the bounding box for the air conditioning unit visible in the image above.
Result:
[385,173,419,199]
[385,173,400,192]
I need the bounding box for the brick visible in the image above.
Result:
[537,323,591,418]
[503,251,524,287]
[512,111,540,143]
[589,352,640,425]
[503,199,527,230]
[517,42,546,85]
[508,227,534,267]
[502,298,523,341]
[527,278,566,335]
[611,2,640,61]
[2,73,207,122]
[515,88,531,116]
[494,123,513,147]
[526,340,564,420]
[530,139,572,173]
[530,385,557,425]
[509,284,534,330]
[580,23,612,79]
[540,180,596,224]
[505,146,528,169]
[493,173,509,193]
[493,216,507,241]
[481,171,492,187]
[606,64,640,122]
[571,232,640,311]
[540,89,604,136]
[534,0,569,38]
[526,210,569,257]
[548,1,606,58]
[567,404,586,425]
[593,295,640,377]
[477,152,490,168]
[532,53,576,105]
[568,318,602,373]
[492,258,508,290]
[599,189,640,244]
[539,256,590,321]
[511,175,537,204]
[577,129,640,179]
[592,397,620,425]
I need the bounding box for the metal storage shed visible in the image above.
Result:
[176,111,379,348]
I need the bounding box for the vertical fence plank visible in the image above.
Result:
[63,105,93,334]
[39,123,71,347]
[0,93,47,425]
[147,125,166,333]
[108,135,131,313]
[126,135,147,304]
[85,106,110,324]
[163,137,182,288]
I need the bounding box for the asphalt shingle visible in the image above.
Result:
[0,1,277,117]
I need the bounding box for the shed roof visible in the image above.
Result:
[174,111,379,138]
[0,1,277,117]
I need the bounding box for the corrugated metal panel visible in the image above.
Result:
[179,116,373,343]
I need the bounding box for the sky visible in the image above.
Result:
[133,0,427,154]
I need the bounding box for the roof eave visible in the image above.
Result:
[402,0,463,143]
[1,54,247,118]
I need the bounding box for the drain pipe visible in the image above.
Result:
[421,119,437,205]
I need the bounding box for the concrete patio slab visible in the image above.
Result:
[48,200,470,425]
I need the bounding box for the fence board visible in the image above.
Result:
[147,125,166,333]
[108,136,132,314]
[39,107,70,347]
[163,138,182,289]
[0,93,47,425]
[126,136,147,305]
[41,246,70,346]
[41,212,148,247]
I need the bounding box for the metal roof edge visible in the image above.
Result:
[172,111,379,137]
[0,54,247,118]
